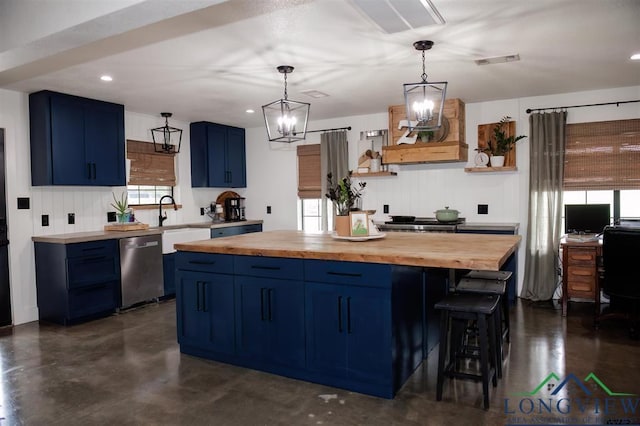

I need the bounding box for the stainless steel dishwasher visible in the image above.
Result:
[119,234,163,308]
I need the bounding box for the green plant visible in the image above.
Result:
[110,192,128,215]
[489,116,527,156]
[325,172,366,216]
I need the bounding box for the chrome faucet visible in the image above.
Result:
[158,195,177,227]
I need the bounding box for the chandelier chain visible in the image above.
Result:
[421,50,428,82]
[283,71,288,100]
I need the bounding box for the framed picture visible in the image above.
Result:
[349,212,369,236]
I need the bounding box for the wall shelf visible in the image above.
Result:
[352,171,397,177]
[464,166,518,173]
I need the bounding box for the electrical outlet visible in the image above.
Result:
[478,204,488,215]
[200,207,205,216]
[41,214,49,227]
[383,204,389,214]
[267,206,272,214]
[68,213,75,224]
[17,197,30,209]
[107,212,117,222]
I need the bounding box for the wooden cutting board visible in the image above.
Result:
[104,223,150,232]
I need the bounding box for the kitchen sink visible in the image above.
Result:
[161,227,210,254]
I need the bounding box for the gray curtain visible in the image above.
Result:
[521,111,567,301]
[320,130,349,231]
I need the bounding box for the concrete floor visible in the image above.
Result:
[1,300,639,426]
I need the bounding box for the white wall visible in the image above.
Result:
[245,85,640,298]
[2,85,639,325]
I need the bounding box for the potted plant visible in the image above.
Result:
[487,116,526,167]
[326,172,366,235]
[111,192,131,223]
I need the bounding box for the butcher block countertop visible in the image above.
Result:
[175,230,521,271]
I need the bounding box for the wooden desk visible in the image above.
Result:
[561,238,602,317]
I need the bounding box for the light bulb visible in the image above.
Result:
[277,115,297,136]
[413,99,434,122]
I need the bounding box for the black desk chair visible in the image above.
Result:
[597,226,640,338]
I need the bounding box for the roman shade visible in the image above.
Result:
[127,139,176,186]
[564,119,640,190]
[297,144,321,199]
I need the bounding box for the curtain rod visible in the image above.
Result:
[526,99,640,114]
[304,126,351,134]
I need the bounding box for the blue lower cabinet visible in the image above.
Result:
[174,254,423,399]
[306,282,391,386]
[176,270,235,355]
[211,223,262,238]
[34,240,120,325]
[235,276,305,368]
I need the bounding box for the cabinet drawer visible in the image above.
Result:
[567,248,597,265]
[567,266,596,282]
[234,256,303,280]
[176,252,233,274]
[68,281,118,319]
[67,239,117,258]
[568,280,595,294]
[304,260,392,288]
[67,255,119,288]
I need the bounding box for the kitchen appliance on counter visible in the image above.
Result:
[206,203,224,222]
[119,234,163,308]
[225,197,246,222]
[378,217,465,233]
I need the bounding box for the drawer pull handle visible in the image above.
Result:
[82,247,105,252]
[80,256,107,263]
[337,296,343,333]
[571,255,593,261]
[260,288,267,321]
[327,271,362,278]
[251,265,281,271]
[189,260,216,265]
[347,296,352,334]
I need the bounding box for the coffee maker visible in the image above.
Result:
[225,197,246,222]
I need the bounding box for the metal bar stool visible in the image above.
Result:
[435,293,500,410]
[460,270,512,344]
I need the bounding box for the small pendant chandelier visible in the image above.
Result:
[262,65,310,143]
[151,112,182,153]
[403,40,447,132]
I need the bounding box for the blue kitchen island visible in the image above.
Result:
[173,230,520,398]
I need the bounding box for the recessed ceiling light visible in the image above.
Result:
[631,53,640,61]
[100,75,113,82]
[246,109,255,114]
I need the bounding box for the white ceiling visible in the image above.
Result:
[1,0,639,129]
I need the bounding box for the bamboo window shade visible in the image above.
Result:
[127,140,176,186]
[564,119,640,190]
[297,144,321,199]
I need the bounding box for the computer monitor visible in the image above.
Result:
[565,204,611,234]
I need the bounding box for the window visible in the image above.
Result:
[127,140,176,205]
[127,185,173,205]
[561,119,640,235]
[297,199,334,232]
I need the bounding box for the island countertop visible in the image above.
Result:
[174,230,521,271]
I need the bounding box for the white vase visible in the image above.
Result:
[491,155,505,167]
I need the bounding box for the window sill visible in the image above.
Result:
[129,204,183,211]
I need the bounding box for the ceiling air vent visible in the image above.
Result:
[352,0,445,34]
[475,54,521,66]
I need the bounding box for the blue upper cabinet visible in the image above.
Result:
[190,121,246,188]
[29,90,125,186]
